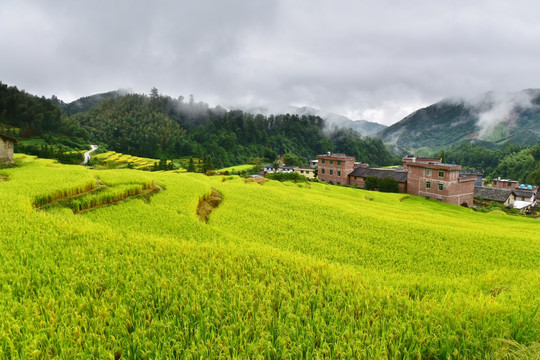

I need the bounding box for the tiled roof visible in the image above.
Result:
[349,167,408,182]
[512,189,535,198]
[474,186,512,202]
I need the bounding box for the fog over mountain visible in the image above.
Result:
[378,89,540,151]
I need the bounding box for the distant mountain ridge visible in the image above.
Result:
[377,89,540,152]
[293,106,387,136]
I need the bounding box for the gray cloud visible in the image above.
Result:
[1,0,540,125]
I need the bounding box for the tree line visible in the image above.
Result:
[0,82,398,168]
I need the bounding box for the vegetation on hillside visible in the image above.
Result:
[0,81,399,168]
[0,156,538,358]
[379,89,540,152]
[436,140,540,185]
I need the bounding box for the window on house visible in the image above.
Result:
[330,160,334,165]
[321,159,325,164]
[426,169,431,176]
[330,170,333,175]
[321,169,325,174]
[426,181,431,189]
[337,161,341,165]
[337,171,341,176]
[438,171,444,177]
[438,183,443,191]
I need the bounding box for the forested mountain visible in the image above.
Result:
[0,82,88,142]
[0,81,398,168]
[72,90,398,167]
[378,89,540,152]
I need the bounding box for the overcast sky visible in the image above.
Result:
[1,0,539,125]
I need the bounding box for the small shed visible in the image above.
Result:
[0,133,17,164]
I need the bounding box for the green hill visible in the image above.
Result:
[0,155,538,358]
[378,89,540,153]
[52,90,125,115]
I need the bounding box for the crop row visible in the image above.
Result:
[69,182,159,212]
[33,179,98,208]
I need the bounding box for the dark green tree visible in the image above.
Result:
[365,176,379,190]
[379,177,399,193]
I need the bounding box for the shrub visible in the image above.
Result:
[379,177,399,193]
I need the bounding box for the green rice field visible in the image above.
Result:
[0,154,538,358]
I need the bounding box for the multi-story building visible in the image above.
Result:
[406,162,477,206]
[491,177,520,189]
[316,153,356,185]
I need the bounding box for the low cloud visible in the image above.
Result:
[468,91,536,139]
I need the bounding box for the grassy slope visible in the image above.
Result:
[0,155,538,358]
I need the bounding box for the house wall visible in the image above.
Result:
[492,179,519,189]
[504,193,515,207]
[317,155,355,185]
[0,137,14,164]
[350,176,365,188]
[406,165,475,206]
[293,167,315,179]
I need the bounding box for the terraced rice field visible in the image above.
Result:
[0,154,538,358]
[93,151,182,171]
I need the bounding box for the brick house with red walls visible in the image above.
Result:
[491,177,520,189]
[316,153,356,185]
[406,162,477,206]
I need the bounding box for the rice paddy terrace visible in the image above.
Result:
[0,155,538,359]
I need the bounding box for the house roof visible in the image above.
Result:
[349,167,408,182]
[513,200,533,210]
[459,169,484,177]
[0,133,18,142]
[512,189,535,198]
[316,153,355,161]
[474,186,512,202]
[406,162,462,171]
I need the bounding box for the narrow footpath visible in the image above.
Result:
[81,145,98,165]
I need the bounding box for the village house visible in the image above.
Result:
[316,152,356,185]
[0,133,17,164]
[491,177,520,189]
[513,186,537,203]
[291,166,316,179]
[474,186,515,206]
[262,164,294,173]
[406,161,477,206]
[348,167,408,193]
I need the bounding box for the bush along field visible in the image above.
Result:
[0,154,539,359]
